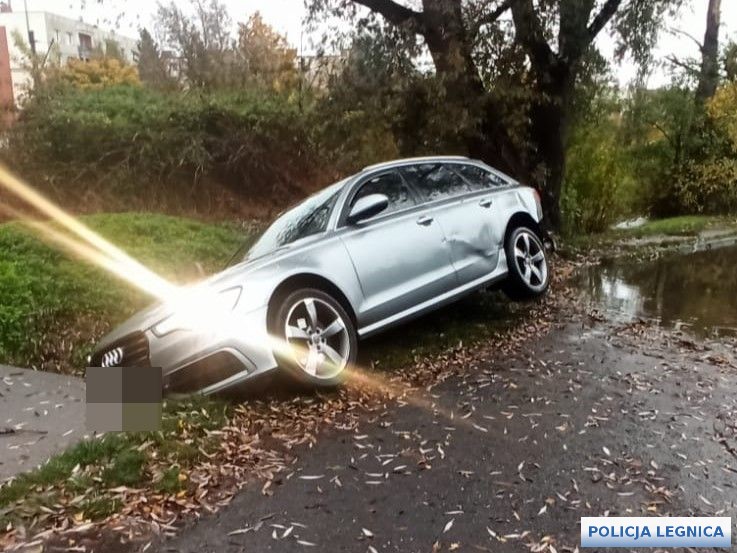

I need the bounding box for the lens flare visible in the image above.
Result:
[0,163,177,300]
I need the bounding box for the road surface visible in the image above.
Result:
[145,315,737,553]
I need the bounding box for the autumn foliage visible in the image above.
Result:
[54,58,141,90]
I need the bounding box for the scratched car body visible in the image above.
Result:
[90,156,551,393]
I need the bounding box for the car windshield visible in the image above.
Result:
[244,181,345,261]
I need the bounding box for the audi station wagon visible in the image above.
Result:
[90,156,552,394]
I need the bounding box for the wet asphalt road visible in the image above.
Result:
[149,315,737,553]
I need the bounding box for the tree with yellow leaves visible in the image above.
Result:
[236,12,298,93]
[54,58,140,90]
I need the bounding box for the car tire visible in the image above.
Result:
[502,226,550,301]
[271,288,357,387]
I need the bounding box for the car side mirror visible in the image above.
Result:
[347,194,389,224]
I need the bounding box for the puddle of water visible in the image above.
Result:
[579,245,737,337]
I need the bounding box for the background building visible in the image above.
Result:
[0,1,137,108]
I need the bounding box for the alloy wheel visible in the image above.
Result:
[513,230,548,291]
[284,297,351,379]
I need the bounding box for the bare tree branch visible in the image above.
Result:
[586,0,623,43]
[669,27,704,54]
[665,54,700,76]
[470,0,513,38]
[651,121,675,148]
[353,0,426,32]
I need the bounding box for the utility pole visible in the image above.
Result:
[22,0,35,54]
[22,0,40,91]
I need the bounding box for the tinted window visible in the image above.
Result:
[350,171,416,218]
[247,181,343,260]
[402,163,471,202]
[456,164,510,189]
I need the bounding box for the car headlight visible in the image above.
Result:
[152,286,242,337]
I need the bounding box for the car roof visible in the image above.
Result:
[361,156,473,172]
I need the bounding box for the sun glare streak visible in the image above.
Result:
[25,218,178,300]
[0,163,177,300]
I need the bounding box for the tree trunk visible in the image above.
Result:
[419,0,522,177]
[527,64,574,229]
[695,0,721,104]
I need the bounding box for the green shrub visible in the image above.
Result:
[662,82,737,215]
[5,86,323,211]
[562,91,634,235]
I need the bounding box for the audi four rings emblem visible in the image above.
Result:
[101,347,124,367]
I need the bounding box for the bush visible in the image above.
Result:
[4,86,325,215]
[673,158,737,214]
[562,91,634,234]
[54,58,141,89]
[666,82,737,215]
[618,83,737,218]
[708,81,737,150]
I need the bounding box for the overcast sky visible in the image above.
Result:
[19,0,737,87]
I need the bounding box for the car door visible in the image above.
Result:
[338,170,457,331]
[401,163,503,286]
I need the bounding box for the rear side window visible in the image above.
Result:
[455,163,511,189]
[350,171,416,218]
[402,163,471,202]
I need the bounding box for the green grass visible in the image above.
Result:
[0,212,246,371]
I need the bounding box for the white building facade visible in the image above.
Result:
[0,5,137,107]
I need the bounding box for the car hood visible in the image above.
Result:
[92,242,307,353]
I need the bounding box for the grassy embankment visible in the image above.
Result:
[0,211,523,534]
[0,213,246,372]
[561,214,737,258]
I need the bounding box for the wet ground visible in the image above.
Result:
[137,249,737,553]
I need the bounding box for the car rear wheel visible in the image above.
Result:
[502,226,550,300]
[272,288,357,387]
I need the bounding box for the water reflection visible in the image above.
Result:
[579,246,737,337]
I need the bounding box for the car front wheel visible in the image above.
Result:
[502,226,550,300]
[272,288,357,387]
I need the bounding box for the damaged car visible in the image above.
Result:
[90,156,552,394]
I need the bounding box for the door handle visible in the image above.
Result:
[416,215,434,226]
[479,198,493,208]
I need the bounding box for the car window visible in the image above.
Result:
[402,163,472,202]
[455,163,511,189]
[246,181,343,260]
[350,171,416,219]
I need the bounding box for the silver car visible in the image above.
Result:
[90,156,551,393]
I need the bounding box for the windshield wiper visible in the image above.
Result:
[225,237,256,269]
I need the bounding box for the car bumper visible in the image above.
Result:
[91,305,280,395]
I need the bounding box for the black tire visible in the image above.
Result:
[271,288,357,387]
[502,226,550,301]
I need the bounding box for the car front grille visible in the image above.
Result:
[91,331,151,367]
